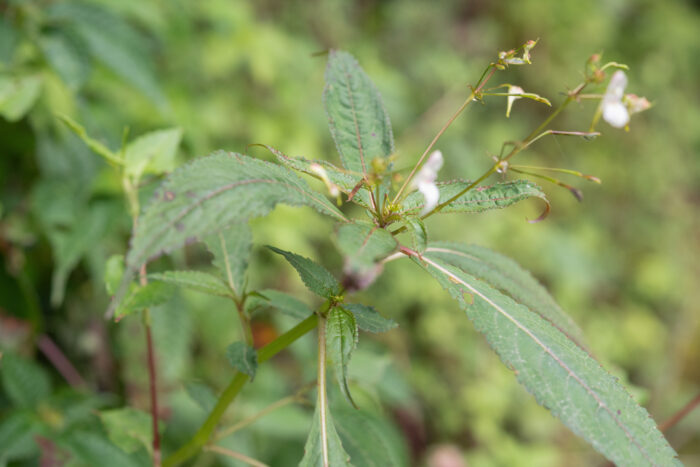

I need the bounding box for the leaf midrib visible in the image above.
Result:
[421,255,654,463]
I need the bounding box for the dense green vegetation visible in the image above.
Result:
[1,1,699,466]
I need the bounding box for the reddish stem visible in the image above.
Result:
[37,334,86,389]
[659,392,700,433]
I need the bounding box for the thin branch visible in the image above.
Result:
[659,393,700,433]
[204,445,269,467]
[37,335,86,389]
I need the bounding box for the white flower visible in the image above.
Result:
[601,70,629,128]
[411,150,443,215]
[506,85,524,118]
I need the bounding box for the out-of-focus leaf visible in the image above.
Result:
[0,75,42,122]
[98,408,152,454]
[115,282,173,320]
[39,28,92,90]
[59,430,147,467]
[344,303,397,334]
[203,223,252,298]
[0,18,18,64]
[335,408,409,467]
[334,221,397,274]
[425,242,587,348]
[0,352,52,409]
[299,401,352,467]
[248,289,312,319]
[226,341,258,380]
[400,179,549,218]
[414,250,681,466]
[268,246,342,299]
[0,412,39,462]
[108,151,346,317]
[327,307,359,407]
[46,3,166,109]
[324,50,394,176]
[124,127,182,182]
[105,255,125,296]
[184,381,217,413]
[149,270,233,298]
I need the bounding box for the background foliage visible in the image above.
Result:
[1,0,698,465]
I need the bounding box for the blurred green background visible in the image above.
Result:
[1,0,699,465]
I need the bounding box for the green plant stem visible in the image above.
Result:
[163,312,321,467]
[317,314,330,466]
[391,65,497,206]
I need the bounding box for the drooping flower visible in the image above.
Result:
[601,70,630,128]
[411,150,443,216]
[506,85,524,118]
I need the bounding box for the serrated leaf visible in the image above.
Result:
[425,242,587,348]
[334,221,397,274]
[274,151,370,208]
[299,402,352,467]
[115,282,173,320]
[149,270,233,298]
[327,308,359,407]
[414,251,680,466]
[324,50,394,176]
[268,246,341,299]
[98,408,152,454]
[335,409,409,467]
[248,289,312,319]
[400,179,549,218]
[108,151,345,317]
[59,430,146,467]
[0,75,42,121]
[0,352,52,409]
[124,127,182,182]
[225,342,258,381]
[203,223,251,298]
[184,381,217,413]
[105,255,125,296]
[344,304,397,334]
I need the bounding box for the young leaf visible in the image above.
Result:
[414,252,680,466]
[148,270,233,299]
[334,221,398,274]
[275,152,370,207]
[344,304,397,334]
[226,341,258,381]
[0,75,42,122]
[39,28,91,90]
[400,179,549,217]
[324,50,394,176]
[334,409,409,467]
[108,151,346,317]
[203,223,252,298]
[425,242,587,348]
[268,246,342,299]
[326,308,359,408]
[124,127,182,182]
[248,289,313,319]
[98,408,153,454]
[299,401,352,467]
[115,282,174,320]
[0,352,52,409]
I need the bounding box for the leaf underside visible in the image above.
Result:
[324,50,394,176]
[414,251,680,466]
[299,402,352,467]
